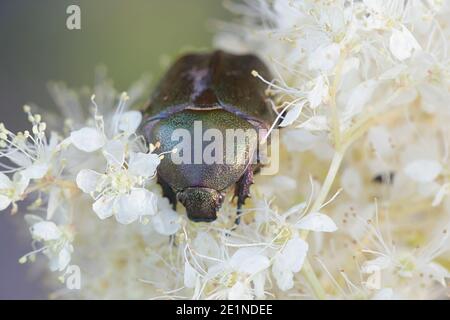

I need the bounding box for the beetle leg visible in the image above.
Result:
[234,165,254,225]
[157,174,177,210]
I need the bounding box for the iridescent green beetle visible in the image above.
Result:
[140,50,275,223]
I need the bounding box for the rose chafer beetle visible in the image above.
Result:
[140,50,275,223]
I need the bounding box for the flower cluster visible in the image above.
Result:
[2,0,449,300]
[213,0,450,299]
[1,72,180,277]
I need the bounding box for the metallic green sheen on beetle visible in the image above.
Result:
[140,50,275,223]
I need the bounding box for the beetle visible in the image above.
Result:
[140,50,275,223]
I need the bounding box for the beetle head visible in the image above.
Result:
[177,187,224,222]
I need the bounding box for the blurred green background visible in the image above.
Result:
[0,0,229,299]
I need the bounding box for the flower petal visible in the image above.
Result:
[362,256,391,273]
[115,195,140,224]
[93,195,115,220]
[389,26,421,61]
[272,267,294,292]
[76,169,103,194]
[6,150,32,168]
[21,163,49,180]
[404,159,442,183]
[152,210,180,236]
[272,237,308,291]
[0,196,11,211]
[281,237,308,272]
[295,212,338,232]
[114,189,156,224]
[117,111,142,135]
[368,126,394,157]
[184,262,198,289]
[70,127,105,152]
[129,152,160,178]
[279,101,305,127]
[49,245,72,272]
[308,76,328,109]
[342,80,377,122]
[12,172,30,195]
[230,248,270,275]
[31,221,62,241]
[103,139,125,165]
[228,281,253,300]
[0,172,12,189]
[308,43,340,71]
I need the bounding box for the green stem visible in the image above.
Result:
[301,258,327,300]
[301,149,345,240]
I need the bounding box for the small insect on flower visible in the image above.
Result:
[140,50,276,223]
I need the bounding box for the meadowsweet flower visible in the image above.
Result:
[272,237,308,291]
[0,172,29,212]
[76,151,160,224]
[1,0,449,300]
[206,247,270,300]
[69,93,141,155]
[21,215,74,272]
[0,107,62,181]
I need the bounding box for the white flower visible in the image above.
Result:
[206,247,270,300]
[258,202,338,292]
[389,26,421,61]
[22,215,74,272]
[0,110,62,181]
[403,159,442,183]
[272,237,308,291]
[0,172,29,212]
[76,150,160,224]
[70,93,142,157]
